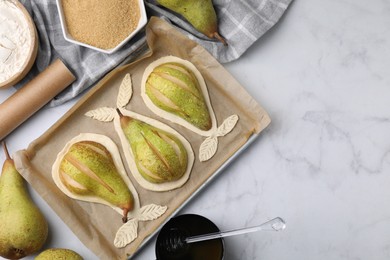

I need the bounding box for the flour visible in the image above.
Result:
[0,0,32,83]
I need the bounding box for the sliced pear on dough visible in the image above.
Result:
[52,133,140,222]
[141,56,217,136]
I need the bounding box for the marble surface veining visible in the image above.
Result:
[1,0,389,259]
[136,0,390,259]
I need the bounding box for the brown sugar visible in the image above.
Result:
[61,0,141,50]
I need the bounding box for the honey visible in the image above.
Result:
[156,214,224,260]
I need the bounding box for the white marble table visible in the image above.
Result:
[1,0,390,259]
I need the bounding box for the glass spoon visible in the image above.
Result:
[185,217,286,244]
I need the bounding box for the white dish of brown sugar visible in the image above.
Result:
[56,0,147,54]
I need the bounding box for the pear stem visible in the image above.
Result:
[2,141,11,160]
[122,208,129,223]
[116,108,124,118]
[213,32,228,46]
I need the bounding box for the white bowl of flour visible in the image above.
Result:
[0,0,38,89]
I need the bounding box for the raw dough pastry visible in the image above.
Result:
[141,56,239,162]
[52,133,140,218]
[141,56,218,136]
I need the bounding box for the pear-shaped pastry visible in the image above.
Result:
[114,109,194,191]
[146,62,211,130]
[52,134,139,222]
[118,109,187,183]
[141,56,217,136]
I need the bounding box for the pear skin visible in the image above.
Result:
[0,142,48,259]
[157,0,227,45]
[35,248,83,260]
[59,141,134,223]
[117,109,188,183]
[146,62,212,131]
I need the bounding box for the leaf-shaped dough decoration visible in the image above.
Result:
[216,115,239,137]
[117,73,133,108]
[114,218,139,248]
[199,136,218,162]
[137,204,167,221]
[85,107,116,122]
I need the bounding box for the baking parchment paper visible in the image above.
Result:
[13,17,271,259]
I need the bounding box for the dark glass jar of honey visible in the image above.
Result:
[156,214,224,260]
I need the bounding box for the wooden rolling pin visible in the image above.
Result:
[0,59,76,141]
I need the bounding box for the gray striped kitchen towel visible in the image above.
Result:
[17,0,293,106]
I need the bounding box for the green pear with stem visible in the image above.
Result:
[0,142,48,259]
[35,248,83,260]
[145,62,212,131]
[59,141,134,223]
[157,0,227,45]
[117,109,188,183]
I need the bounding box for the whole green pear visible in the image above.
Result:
[157,0,227,45]
[117,109,188,183]
[0,142,48,259]
[35,248,83,260]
